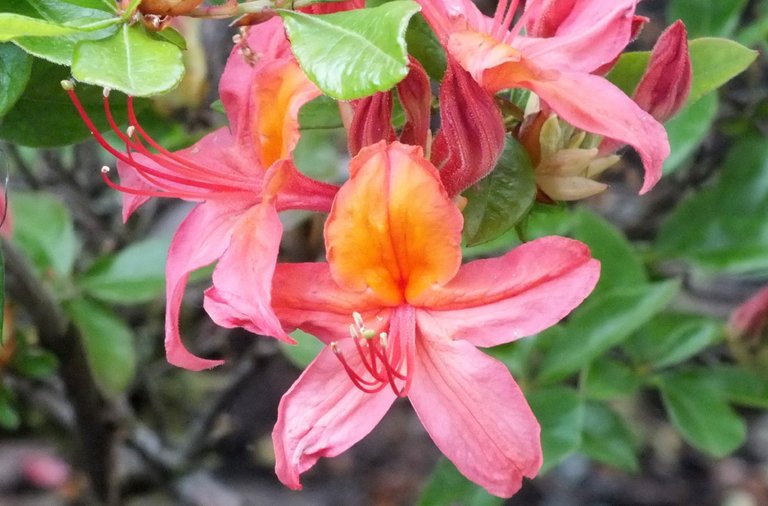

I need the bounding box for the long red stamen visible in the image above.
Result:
[65,85,250,200]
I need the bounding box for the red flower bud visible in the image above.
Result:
[347,92,396,156]
[633,20,691,122]
[432,58,505,196]
[397,58,432,149]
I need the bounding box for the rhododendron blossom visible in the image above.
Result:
[417,0,670,194]
[269,141,600,497]
[67,18,338,370]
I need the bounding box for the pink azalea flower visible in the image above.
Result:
[416,0,670,194]
[67,18,338,370]
[270,141,600,497]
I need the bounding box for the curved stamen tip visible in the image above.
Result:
[102,87,111,98]
[352,311,364,328]
[60,80,75,91]
[101,166,111,174]
[126,125,136,138]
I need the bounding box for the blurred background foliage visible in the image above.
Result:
[0,0,767,505]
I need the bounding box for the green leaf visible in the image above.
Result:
[658,370,746,457]
[624,314,722,369]
[66,298,136,398]
[0,391,20,430]
[703,366,768,409]
[0,13,83,41]
[298,94,343,130]
[72,23,184,96]
[7,0,119,65]
[0,43,32,117]
[417,458,503,506]
[536,280,680,383]
[279,1,420,100]
[667,0,749,38]
[687,38,757,105]
[78,237,170,304]
[655,134,768,273]
[527,386,584,472]
[0,58,133,146]
[10,191,78,276]
[487,338,536,380]
[580,401,638,472]
[462,135,536,246]
[606,51,649,96]
[662,92,718,174]
[571,208,646,296]
[12,349,58,378]
[405,13,446,80]
[151,25,187,50]
[279,329,324,369]
[585,358,641,400]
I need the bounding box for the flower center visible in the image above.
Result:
[330,312,413,398]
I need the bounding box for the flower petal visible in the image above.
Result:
[272,263,390,344]
[325,141,463,304]
[413,236,600,347]
[273,344,397,489]
[518,0,636,73]
[409,332,541,497]
[165,199,253,370]
[203,202,291,342]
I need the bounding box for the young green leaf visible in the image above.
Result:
[279,329,324,369]
[687,38,757,104]
[279,1,420,100]
[462,135,536,246]
[72,23,184,96]
[66,298,136,398]
[0,14,82,41]
[585,358,641,400]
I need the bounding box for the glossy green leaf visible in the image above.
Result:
[667,0,749,37]
[656,134,768,273]
[462,135,536,246]
[279,1,420,100]
[580,401,639,472]
[78,237,170,304]
[0,43,32,117]
[687,38,757,105]
[0,14,82,41]
[681,365,768,409]
[279,329,324,369]
[66,298,136,398]
[585,358,641,401]
[662,92,718,174]
[152,26,187,50]
[571,208,646,296]
[658,370,746,457]
[58,0,118,13]
[0,59,132,146]
[405,13,446,80]
[527,386,584,472]
[72,23,184,96]
[536,280,679,383]
[624,314,722,369]
[8,0,119,65]
[10,192,78,276]
[417,458,503,506]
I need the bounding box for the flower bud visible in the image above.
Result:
[397,58,431,150]
[727,286,768,369]
[347,92,396,156]
[633,20,691,122]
